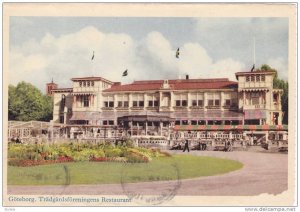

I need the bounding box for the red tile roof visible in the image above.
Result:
[104,78,237,92]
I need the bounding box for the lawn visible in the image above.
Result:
[7,155,243,185]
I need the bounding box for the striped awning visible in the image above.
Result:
[240,88,269,92]
[174,125,288,131]
[172,111,243,120]
[70,112,101,121]
[244,110,267,119]
[71,92,95,96]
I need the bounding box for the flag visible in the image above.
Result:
[91,51,95,60]
[250,64,255,72]
[122,69,128,77]
[176,48,180,58]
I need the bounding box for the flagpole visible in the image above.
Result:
[253,37,256,68]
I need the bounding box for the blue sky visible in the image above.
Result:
[9,17,288,91]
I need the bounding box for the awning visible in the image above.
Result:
[239,88,269,92]
[70,112,101,121]
[71,92,95,96]
[244,110,267,119]
[172,111,243,120]
[174,125,288,131]
[118,115,174,122]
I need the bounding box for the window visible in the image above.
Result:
[191,120,197,125]
[175,120,181,125]
[214,100,220,106]
[174,93,188,107]
[83,95,89,107]
[91,81,94,86]
[116,94,129,107]
[198,120,205,125]
[103,120,108,125]
[225,99,231,106]
[108,120,114,125]
[132,94,144,107]
[207,93,220,107]
[182,120,188,125]
[87,81,90,87]
[246,76,250,82]
[261,75,265,81]
[59,116,64,124]
[79,82,82,87]
[190,93,204,107]
[103,95,114,108]
[192,100,197,106]
[251,75,255,81]
[83,81,86,87]
[148,94,159,107]
[256,75,260,82]
[60,95,66,110]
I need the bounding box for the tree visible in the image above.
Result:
[8,82,53,121]
[256,64,288,124]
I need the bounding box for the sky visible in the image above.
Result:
[9,17,288,92]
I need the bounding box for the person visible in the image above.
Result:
[183,139,190,152]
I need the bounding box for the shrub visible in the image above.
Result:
[104,148,122,157]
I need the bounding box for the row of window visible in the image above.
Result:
[103,100,237,108]
[79,81,95,87]
[246,75,266,82]
[175,120,240,125]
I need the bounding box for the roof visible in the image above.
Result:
[71,76,113,84]
[235,71,276,76]
[51,88,73,92]
[104,78,238,92]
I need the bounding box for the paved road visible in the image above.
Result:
[7,151,287,196]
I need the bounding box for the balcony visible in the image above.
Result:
[189,106,204,110]
[101,107,114,111]
[173,106,188,111]
[130,107,144,110]
[243,104,266,110]
[206,105,221,109]
[116,107,129,111]
[146,106,159,111]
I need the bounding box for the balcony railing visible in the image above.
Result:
[243,104,266,110]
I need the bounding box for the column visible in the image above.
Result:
[160,122,163,136]
[145,121,148,136]
[220,91,224,111]
[73,95,77,107]
[243,91,246,105]
[203,92,207,111]
[144,93,147,109]
[170,92,174,111]
[128,94,132,109]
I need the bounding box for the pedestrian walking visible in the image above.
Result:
[183,139,190,152]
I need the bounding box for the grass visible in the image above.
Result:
[7,155,243,185]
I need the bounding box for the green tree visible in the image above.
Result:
[8,82,53,121]
[256,64,288,124]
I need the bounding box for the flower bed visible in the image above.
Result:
[7,142,170,167]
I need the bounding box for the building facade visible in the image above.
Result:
[51,71,284,140]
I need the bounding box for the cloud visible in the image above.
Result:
[10,26,246,92]
[266,57,288,80]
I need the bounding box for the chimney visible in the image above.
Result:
[186,75,189,80]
